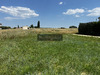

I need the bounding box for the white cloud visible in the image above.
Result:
[63,8,85,15]
[4,17,19,20]
[59,2,63,5]
[0,6,39,20]
[75,15,80,17]
[87,7,100,16]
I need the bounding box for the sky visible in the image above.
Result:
[0,0,100,28]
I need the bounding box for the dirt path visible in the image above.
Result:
[73,34,100,38]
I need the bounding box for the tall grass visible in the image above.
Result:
[0,29,100,75]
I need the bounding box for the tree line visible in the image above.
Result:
[0,21,40,29]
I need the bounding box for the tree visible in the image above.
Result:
[30,24,34,28]
[18,25,19,28]
[98,17,100,21]
[37,21,40,28]
[69,26,77,28]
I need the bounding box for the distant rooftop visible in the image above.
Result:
[0,23,2,25]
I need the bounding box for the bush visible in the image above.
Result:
[69,26,77,28]
[61,27,66,29]
[30,24,34,28]
[78,21,100,35]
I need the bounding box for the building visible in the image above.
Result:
[0,23,2,26]
[0,23,2,29]
[23,26,29,30]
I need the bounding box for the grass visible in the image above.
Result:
[0,28,100,75]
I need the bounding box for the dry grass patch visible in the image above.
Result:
[31,28,78,34]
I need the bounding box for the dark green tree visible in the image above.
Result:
[30,24,34,28]
[37,21,40,28]
[18,25,19,28]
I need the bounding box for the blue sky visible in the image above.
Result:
[0,0,100,28]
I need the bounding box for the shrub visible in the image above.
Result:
[69,26,77,28]
[61,27,66,29]
[30,24,34,28]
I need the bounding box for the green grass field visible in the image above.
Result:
[0,29,100,75]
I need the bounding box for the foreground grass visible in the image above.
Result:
[0,29,100,75]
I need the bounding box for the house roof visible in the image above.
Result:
[0,23,2,25]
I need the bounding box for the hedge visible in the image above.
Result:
[78,21,100,35]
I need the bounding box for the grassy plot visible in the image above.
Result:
[0,29,100,75]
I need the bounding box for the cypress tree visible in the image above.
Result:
[37,21,40,28]
[18,25,19,28]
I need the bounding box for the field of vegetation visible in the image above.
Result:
[0,28,100,75]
